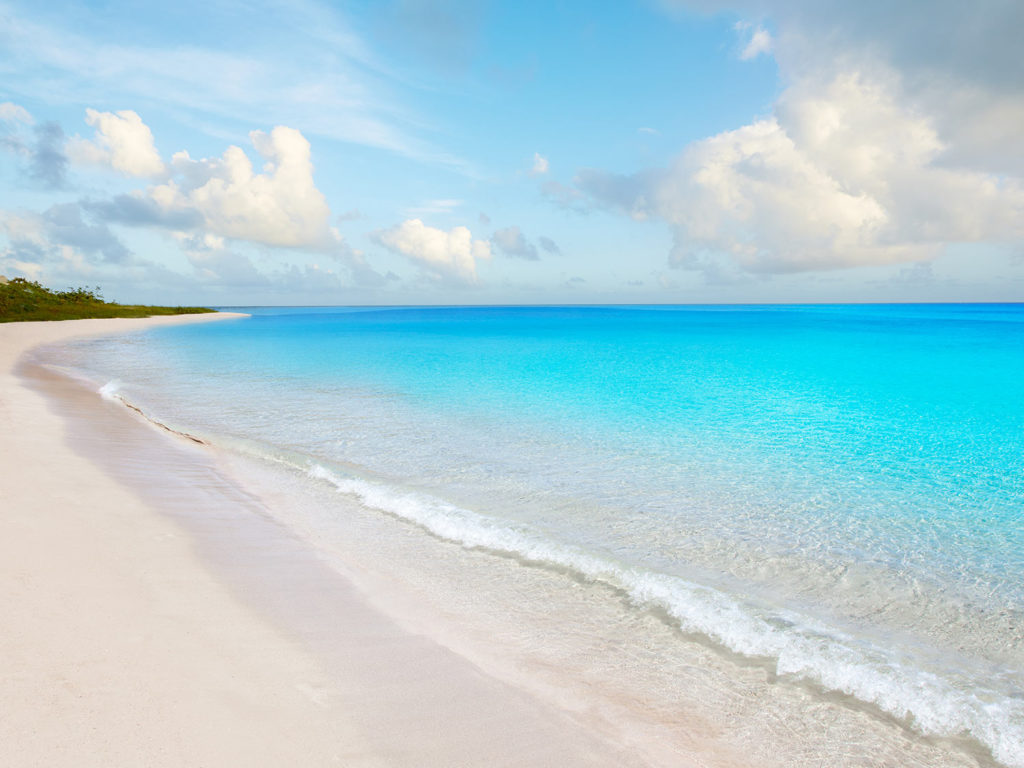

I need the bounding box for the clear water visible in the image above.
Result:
[48,304,1024,765]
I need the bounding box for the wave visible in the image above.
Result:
[305,461,1024,768]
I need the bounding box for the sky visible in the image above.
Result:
[1,0,1022,305]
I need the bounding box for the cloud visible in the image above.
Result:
[492,225,539,260]
[322,238,390,287]
[73,118,386,287]
[1,101,32,156]
[0,102,33,125]
[538,236,561,255]
[1,199,380,303]
[0,240,46,281]
[374,218,490,284]
[84,194,204,230]
[175,232,270,287]
[336,209,362,222]
[541,179,589,212]
[29,122,68,189]
[529,152,550,176]
[41,203,132,264]
[149,126,333,249]
[0,2,466,169]
[67,109,165,177]
[581,70,1024,274]
[0,203,136,286]
[735,22,772,60]
[682,0,1024,90]
[406,198,463,217]
[574,168,656,221]
[0,104,67,188]
[276,262,351,294]
[1,212,52,280]
[674,1,1024,173]
[576,3,1024,276]
[1,204,131,269]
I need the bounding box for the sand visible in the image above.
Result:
[0,315,656,768]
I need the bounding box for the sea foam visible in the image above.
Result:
[307,461,1024,767]
[98,379,123,401]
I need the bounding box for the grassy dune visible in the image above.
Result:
[0,278,215,323]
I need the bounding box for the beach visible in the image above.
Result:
[4,0,1019,763]
[0,314,656,768]
[2,307,1019,768]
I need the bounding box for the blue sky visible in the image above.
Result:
[1,0,1022,305]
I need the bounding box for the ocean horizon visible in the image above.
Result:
[42,302,1024,767]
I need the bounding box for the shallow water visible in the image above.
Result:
[45,304,1024,766]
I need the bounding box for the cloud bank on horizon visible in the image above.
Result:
[0,0,1021,304]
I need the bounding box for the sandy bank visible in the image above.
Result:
[0,314,657,767]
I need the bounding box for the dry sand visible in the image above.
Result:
[0,315,655,768]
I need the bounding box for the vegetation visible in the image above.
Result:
[0,278,215,322]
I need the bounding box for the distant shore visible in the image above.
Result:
[0,314,648,768]
[0,278,217,323]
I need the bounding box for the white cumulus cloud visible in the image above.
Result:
[67,108,165,177]
[580,70,1024,274]
[149,126,333,249]
[530,152,549,176]
[374,218,491,284]
[565,1,1024,280]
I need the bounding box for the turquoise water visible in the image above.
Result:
[51,304,1024,764]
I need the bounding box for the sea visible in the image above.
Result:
[40,304,1024,766]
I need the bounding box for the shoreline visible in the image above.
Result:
[1,313,1004,768]
[0,315,650,767]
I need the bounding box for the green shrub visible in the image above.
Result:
[0,278,215,322]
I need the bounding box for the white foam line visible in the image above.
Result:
[307,461,1024,768]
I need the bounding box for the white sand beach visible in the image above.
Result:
[0,315,658,768]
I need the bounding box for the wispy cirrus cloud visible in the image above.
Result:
[405,198,464,217]
[0,0,468,169]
